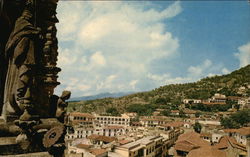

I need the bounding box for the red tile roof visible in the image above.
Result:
[87,134,116,143]
[183,109,197,114]
[174,141,199,152]
[227,96,241,101]
[162,121,184,128]
[223,127,250,136]
[202,102,226,105]
[235,127,250,136]
[200,133,212,138]
[89,148,107,156]
[69,112,95,118]
[118,139,132,145]
[214,136,246,151]
[171,110,180,113]
[175,132,210,152]
[76,144,91,149]
[187,146,226,157]
[104,125,124,130]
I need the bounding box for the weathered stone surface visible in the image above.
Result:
[2,152,52,157]
[0,137,16,145]
[0,0,68,156]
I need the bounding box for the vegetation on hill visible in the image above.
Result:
[220,109,250,128]
[68,65,250,115]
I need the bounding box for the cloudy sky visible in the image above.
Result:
[55,1,250,97]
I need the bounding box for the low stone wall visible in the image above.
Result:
[2,152,52,157]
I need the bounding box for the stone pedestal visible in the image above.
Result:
[0,137,49,156]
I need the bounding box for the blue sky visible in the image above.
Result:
[55,1,250,97]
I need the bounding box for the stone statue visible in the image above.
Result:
[0,0,13,118]
[3,2,40,120]
[1,0,61,121]
[0,0,69,156]
[56,91,71,123]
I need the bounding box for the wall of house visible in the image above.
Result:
[234,133,247,145]
[212,133,223,143]
[114,147,129,157]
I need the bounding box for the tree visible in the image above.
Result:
[179,110,187,118]
[154,97,168,105]
[231,109,250,126]
[220,109,250,129]
[161,109,170,116]
[193,122,202,133]
[106,107,120,116]
[234,104,240,110]
[220,117,240,129]
[126,104,157,116]
[195,112,201,118]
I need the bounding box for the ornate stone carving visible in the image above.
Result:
[0,0,68,156]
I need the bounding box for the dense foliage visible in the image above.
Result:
[193,122,202,133]
[126,104,157,116]
[221,109,250,128]
[106,107,120,116]
[191,103,232,112]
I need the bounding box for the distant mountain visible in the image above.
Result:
[69,92,134,101]
[68,65,250,113]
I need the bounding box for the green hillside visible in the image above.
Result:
[68,65,250,114]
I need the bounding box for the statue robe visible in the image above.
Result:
[0,3,12,116]
[2,14,39,118]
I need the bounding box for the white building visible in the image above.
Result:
[67,112,95,128]
[66,127,95,140]
[211,93,227,103]
[67,144,108,157]
[198,119,221,126]
[233,127,250,145]
[140,117,169,127]
[212,133,224,143]
[238,97,250,109]
[95,114,130,127]
[114,136,167,157]
[183,99,201,104]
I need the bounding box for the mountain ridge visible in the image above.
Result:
[68,65,250,113]
[69,92,134,101]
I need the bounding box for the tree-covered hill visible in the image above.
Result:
[68,65,250,114]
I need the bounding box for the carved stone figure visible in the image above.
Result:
[0,0,15,118]
[1,0,61,121]
[0,0,68,156]
[56,91,71,123]
[3,4,40,120]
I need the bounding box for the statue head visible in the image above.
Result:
[60,91,71,101]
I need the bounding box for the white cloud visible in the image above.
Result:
[147,73,191,85]
[147,59,232,88]
[235,42,250,67]
[90,52,106,66]
[147,73,170,83]
[57,48,78,66]
[129,80,138,90]
[187,59,212,77]
[56,2,233,97]
[55,1,182,96]
[222,68,230,74]
[78,84,91,91]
